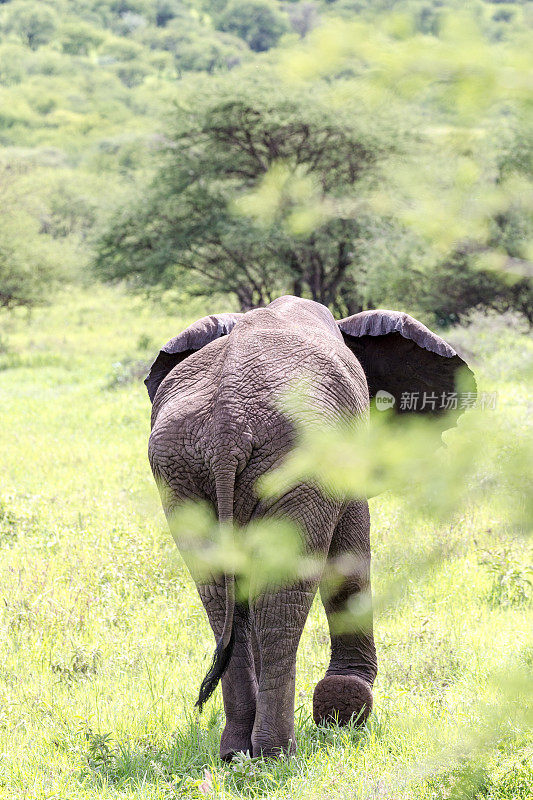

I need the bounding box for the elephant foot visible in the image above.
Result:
[251,732,297,759]
[313,675,373,726]
[220,724,253,762]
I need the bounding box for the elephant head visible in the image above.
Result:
[145,304,475,419]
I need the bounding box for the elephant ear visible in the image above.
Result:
[145,313,243,402]
[337,310,476,420]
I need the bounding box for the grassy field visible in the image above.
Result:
[0,287,531,800]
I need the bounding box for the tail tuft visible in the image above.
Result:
[195,624,236,713]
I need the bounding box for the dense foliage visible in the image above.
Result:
[0,0,531,319]
[95,80,404,311]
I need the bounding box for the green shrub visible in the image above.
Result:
[217,0,289,51]
[59,21,104,55]
[479,546,533,608]
[2,1,58,50]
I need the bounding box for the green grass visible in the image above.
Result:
[0,288,531,799]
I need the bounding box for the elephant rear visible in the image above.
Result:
[144,295,475,757]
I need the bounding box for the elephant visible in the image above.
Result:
[145,295,475,760]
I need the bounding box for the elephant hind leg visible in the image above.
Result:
[249,485,340,757]
[197,582,257,760]
[314,500,377,727]
[251,582,317,758]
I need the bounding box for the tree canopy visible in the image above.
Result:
[95,57,532,321]
[95,80,404,311]
[217,0,289,52]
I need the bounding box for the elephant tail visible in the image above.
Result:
[195,470,236,713]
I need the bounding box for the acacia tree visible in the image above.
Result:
[95,79,400,311]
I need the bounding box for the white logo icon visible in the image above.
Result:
[375,390,396,411]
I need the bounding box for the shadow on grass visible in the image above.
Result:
[77,705,380,796]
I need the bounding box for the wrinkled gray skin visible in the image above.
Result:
[147,296,473,760]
